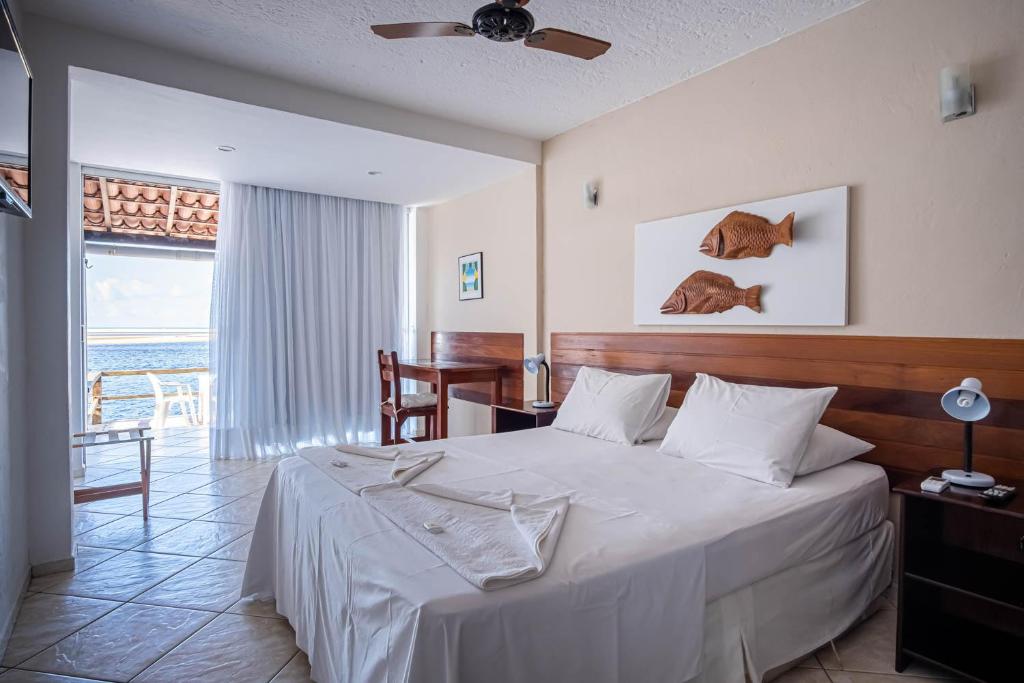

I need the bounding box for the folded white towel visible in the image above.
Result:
[362,482,571,590]
[299,444,444,493]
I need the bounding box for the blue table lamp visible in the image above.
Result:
[940,377,994,488]
[524,353,555,408]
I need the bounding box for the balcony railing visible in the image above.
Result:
[88,367,209,425]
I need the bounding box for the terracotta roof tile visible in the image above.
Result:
[81,174,219,246]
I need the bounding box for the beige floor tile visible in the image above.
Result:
[28,547,123,592]
[84,442,144,457]
[227,596,284,620]
[133,559,246,612]
[20,603,215,683]
[818,610,962,679]
[73,515,184,551]
[270,650,312,682]
[197,495,261,525]
[72,546,123,572]
[88,455,140,468]
[77,466,129,484]
[208,532,252,561]
[140,493,237,521]
[772,668,832,682]
[1,594,119,667]
[134,613,297,683]
[75,491,179,515]
[72,511,121,536]
[0,670,109,682]
[149,445,209,458]
[40,551,197,601]
[827,673,962,683]
[184,460,254,476]
[149,458,210,473]
[80,470,171,488]
[795,654,823,669]
[149,472,225,494]
[190,474,267,497]
[133,520,253,557]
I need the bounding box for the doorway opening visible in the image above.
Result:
[82,170,219,431]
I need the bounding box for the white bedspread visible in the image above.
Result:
[243,427,887,683]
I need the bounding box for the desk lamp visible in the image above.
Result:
[524,353,555,408]
[940,377,995,488]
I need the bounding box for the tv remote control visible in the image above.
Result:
[980,484,1016,503]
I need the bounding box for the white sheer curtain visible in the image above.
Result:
[210,183,404,459]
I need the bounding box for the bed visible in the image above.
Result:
[243,331,1024,683]
[243,426,891,683]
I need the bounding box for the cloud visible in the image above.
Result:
[86,257,213,329]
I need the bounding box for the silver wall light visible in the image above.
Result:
[584,181,599,209]
[939,64,975,122]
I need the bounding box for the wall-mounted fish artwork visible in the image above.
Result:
[698,210,795,259]
[660,270,762,315]
[635,186,848,326]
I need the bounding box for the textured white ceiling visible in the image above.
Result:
[33,0,866,140]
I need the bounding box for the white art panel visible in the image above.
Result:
[634,186,848,326]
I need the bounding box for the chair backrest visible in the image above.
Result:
[377,350,402,409]
[146,373,165,402]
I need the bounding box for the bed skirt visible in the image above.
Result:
[693,520,893,683]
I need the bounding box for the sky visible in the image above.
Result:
[86,253,214,329]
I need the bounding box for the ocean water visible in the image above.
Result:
[87,341,209,423]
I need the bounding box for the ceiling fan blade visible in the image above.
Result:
[524,28,611,60]
[371,22,474,39]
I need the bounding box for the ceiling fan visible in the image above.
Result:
[371,1,611,61]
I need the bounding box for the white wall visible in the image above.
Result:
[0,0,30,655]
[0,210,28,659]
[418,168,540,435]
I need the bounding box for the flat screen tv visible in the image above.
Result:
[0,0,30,218]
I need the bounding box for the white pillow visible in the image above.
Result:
[641,407,678,441]
[552,367,672,445]
[796,424,874,476]
[658,374,837,487]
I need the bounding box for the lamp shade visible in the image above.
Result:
[524,353,546,375]
[940,377,990,422]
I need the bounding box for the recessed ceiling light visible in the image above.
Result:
[217,145,236,152]
[367,170,383,176]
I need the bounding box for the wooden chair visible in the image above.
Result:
[378,349,437,445]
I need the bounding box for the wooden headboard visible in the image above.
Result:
[551,333,1024,479]
[431,331,524,405]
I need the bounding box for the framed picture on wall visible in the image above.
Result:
[458,252,483,301]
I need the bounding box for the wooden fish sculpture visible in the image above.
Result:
[660,270,762,315]
[699,211,795,259]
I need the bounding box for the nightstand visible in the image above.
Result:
[490,400,559,434]
[893,471,1024,682]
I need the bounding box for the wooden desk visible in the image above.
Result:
[398,359,504,439]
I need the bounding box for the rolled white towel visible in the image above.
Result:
[296,443,445,493]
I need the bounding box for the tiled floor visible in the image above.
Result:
[774,593,966,683]
[1,426,310,683]
[2,426,963,683]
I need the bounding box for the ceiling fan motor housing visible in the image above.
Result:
[472,3,535,42]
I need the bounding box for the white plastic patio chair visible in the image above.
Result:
[146,372,197,428]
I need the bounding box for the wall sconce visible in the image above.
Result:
[584,181,599,209]
[939,64,975,122]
